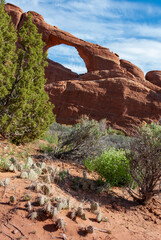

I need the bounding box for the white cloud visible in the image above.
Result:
[106,38,161,73]
[63,64,87,74]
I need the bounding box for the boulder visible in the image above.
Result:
[145,71,161,88]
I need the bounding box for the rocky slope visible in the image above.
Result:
[5,3,161,134]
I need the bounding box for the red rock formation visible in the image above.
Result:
[145,71,161,88]
[4,3,161,134]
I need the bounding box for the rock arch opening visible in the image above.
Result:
[48,44,87,74]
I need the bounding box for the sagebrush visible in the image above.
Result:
[127,122,161,204]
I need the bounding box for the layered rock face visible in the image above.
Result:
[5,3,161,134]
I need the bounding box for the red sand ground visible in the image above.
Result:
[0,139,161,240]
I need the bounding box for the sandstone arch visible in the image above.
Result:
[4,3,161,134]
[5,4,120,72]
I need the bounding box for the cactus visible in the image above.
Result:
[56,200,64,211]
[9,195,16,204]
[27,201,32,212]
[96,212,102,223]
[68,209,77,221]
[41,174,51,184]
[44,202,52,215]
[23,193,32,201]
[20,171,28,179]
[77,206,87,220]
[102,216,109,222]
[28,169,39,181]
[83,171,87,179]
[4,178,10,186]
[41,184,51,195]
[35,183,42,192]
[36,195,46,206]
[90,201,99,212]
[52,207,58,219]
[87,225,94,234]
[0,180,4,187]
[56,218,66,232]
[28,211,38,220]
[82,181,89,190]
[41,162,46,169]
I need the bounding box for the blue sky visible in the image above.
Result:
[6,0,161,74]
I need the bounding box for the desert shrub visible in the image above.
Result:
[54,116,106,160]
[39,143,54,153]
[107,127,125,136]
[84,148,132,187]
[41,129,58,145]
[99,134,133,150]
[127,122,161,204]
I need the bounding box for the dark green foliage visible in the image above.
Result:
[84,148,132,187]
[0,0,17,101]
[0,9,54,144]
[54,116,106,160]
[127,122,161,204]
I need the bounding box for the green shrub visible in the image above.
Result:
[84,148,132,187]
[54,116,106,160]
[127,122,161,204]
[107,127,125,136]
[39,143,54,153]
[41,130,58,145]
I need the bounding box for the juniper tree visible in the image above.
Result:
[0,0,17,107]
[0,10,55,144]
